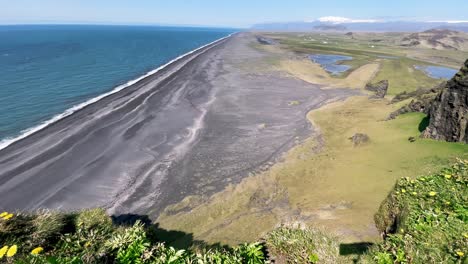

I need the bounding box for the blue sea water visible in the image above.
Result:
[0,25,235,144]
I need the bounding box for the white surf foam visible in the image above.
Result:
[0,33,235,151]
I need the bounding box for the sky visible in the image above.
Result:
[1,0,468,28]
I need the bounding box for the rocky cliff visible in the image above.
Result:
[422,59,468,143]
[365,80,388,98]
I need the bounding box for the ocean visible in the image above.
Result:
[0,25,235,148]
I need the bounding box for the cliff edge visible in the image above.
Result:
[422,59,468,143]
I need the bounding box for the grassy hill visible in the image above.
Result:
[401,29,468,51]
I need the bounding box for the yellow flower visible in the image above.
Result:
[444,174,452,179]
[6,245,17,257]
[410,180,415,184]
[463,233,468,238]
[456,251,464,257]
[31,247,44,255]
[0,212,7,218]
[84,242,91,248]
[401,189,406,193]
[0,246,8,259]
[429,191,437,197]
[400,228,404,233]
[3,213,13,220]
[412,192,417,195]
[445,201,451,205]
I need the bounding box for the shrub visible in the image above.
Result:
[264,225,342,263]
[31,210,66,246]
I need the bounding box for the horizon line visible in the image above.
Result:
[0,21,245,29]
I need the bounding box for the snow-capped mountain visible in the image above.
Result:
[252,17,468,32]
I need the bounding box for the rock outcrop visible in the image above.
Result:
[349,133,370,147]
[422,59,468,143]
[391,82,445,104]
[256,36,277,45]
[365,80,389,98]
[386,83,445,120]
[387,100,428,120]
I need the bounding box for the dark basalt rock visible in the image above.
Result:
[349,133,370,147]
[422,59,468,143]
[391,82,445,104]
[386,83,445,120]
[256,36,277,45]
[365,80,389,99]
[387,99,430,120]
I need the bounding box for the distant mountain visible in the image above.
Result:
[313,24,347,31]
[251,20,468,32]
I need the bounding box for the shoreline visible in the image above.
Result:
[0,33,356,218]
[0,32,236,152]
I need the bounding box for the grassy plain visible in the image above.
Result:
[265,32,466,94]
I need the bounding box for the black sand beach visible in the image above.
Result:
[0,33,357,217]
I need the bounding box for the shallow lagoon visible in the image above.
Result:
[309,54,352,75]
[414,65,458,79]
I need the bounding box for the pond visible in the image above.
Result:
[414,65,458,79]
[309,54,353,75]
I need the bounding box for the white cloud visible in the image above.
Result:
[316,16,379,24]
[428,20,468,24]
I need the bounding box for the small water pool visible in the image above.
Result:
[309,54,353,75]
[414,65,458,79]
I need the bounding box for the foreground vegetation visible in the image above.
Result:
[1,161,466,263]
[368,159,468,263]
[0,208,266,263]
